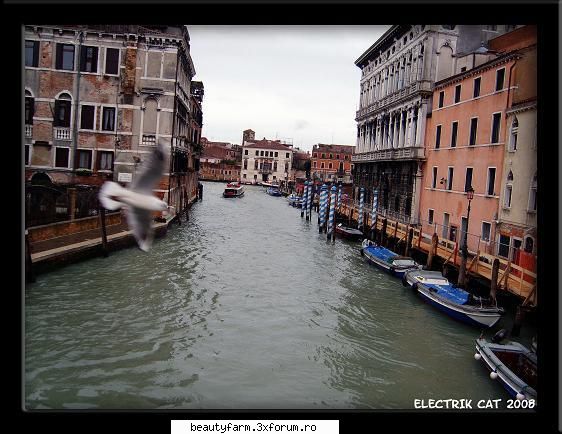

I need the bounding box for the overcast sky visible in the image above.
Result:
[187,26,389,152]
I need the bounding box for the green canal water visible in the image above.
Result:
[25,181,536,410]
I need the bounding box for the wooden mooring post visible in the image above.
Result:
[426,233,438,270]
[489,258,500,301]
[99,207,109,257]
[380,218,388,246]
[404,225,413,257]
[511,305,525,337]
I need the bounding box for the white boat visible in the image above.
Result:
[223,182,245,198]
[474,330,537,401]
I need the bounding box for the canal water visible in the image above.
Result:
[25,181,536,410]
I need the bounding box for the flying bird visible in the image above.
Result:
[99,144,168,252]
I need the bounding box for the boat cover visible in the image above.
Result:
[424,283,469,305]
[364,245,398,264]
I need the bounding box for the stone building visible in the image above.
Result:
[199,137,241,182]
[352,25,516,223]
[241,135,293,185]
[24,24,202,224]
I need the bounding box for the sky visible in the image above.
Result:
[187,26,389,152]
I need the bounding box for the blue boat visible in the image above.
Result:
[360,239,422,278]
[266,185,283,196]
[286,193,302,207]
[403,269,505,328]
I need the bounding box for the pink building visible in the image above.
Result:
[419,52,520,255]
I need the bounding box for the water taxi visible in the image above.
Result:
[223,182,245,198]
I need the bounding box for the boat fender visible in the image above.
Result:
[474,353,482,360]
[491,328,508,344]
[490,371,498,380]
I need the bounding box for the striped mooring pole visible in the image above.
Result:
[319,183,328,232]
[306,180,313,221]
[371,188,379,239]
[327,184,337,241]
[337,184,342,212]
[357,187,365,230]
[301,181,308,218]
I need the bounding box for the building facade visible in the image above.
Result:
[311,144,354,184]
[241,137,293,184]
[199,137,241,182]
[24,24,201,225]
[352,25,515,223]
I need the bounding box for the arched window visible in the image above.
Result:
[504,170,514,208]
[528,172,537,212]
[508,116,518,151]
[54,92,72,128]
[25,90,34,125]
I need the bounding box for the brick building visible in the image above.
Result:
[311,144,354,184]
[199,137,241,182]
[24,24,202,225]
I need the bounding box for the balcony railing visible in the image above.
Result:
[352,146,425,163]
[141,134,157,146]
[54,127,72,141]
[25,125,33,138]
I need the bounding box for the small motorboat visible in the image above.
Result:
[261,181,273,188]
[223,182,245,198]
[286,193,302,208]
[474,330,537,401]
[266,185,283,196]
[403,269,505,328]
[335,223,364,240]
[361,239,422,278]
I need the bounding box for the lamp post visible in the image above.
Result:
[457,186,475,288]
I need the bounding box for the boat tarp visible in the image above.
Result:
[425,283,469,305]
[365,245,398,264]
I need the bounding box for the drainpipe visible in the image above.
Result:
[72,31,84,181]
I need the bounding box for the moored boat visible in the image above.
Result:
[223,182,245,198]
[286,193,302,207]
[403,269,505,328]
[474,330,537,401]
[360,239,422,278]
[335,223,364,240]
[266,185,283,196]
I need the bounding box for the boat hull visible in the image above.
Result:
[416,285,502,328]
[335,226,364,240]
[362,244,420,278]
[475,338,537,401]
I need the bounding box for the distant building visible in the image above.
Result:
[311,144,354,184]
[241,135,293,184]
[199,138,241,182]
[24,24,202,225]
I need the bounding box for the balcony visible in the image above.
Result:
[352,146,425,163]
[25,124,32,138]
[355,80,432,120]
[258,169,273,174]
[54,127,72,141]
[141,134,156,146]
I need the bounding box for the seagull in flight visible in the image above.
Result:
[99,144,168,252]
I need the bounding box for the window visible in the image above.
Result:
[286,153,290,158]
[56,43,75,71]
[54,93,72,127]
[244,149,248,155]
[469,118,478,146]
[101,107,116,131]
[243,174,247,179]
[328,163,333,169]
[25,145,30,165]
[313,153,317,158]
[528,173,537,211]
[428,209,434,224]
[481,222,491,242]
[77,150,92,169]
[491,113,501,143]
[447,167,454,190]
[432,167,438,188]
[465,168,473,192]
[330,153,333,159]
[275,152,278,157]
[454,85,461,103]
[504,184,512,208]
[498,234,510,258]
[260,151,264,156]
[265,151,269,157]
[274,162,278,172]
[80,46,98,73]
[438,91,444,108]
[442,213,450,238]
[336,154,340,159]
[25,93,34,125]
[254,174,257,180]
[508,117,518,151]
[243,160,248,170]
[345,155,348,160]
[495,68,505,91]
[435,125,441,149]
[255,150,258,156]
[322,153,326,158]
[105,48,120,75]
[254,161,258,169]
[487,168,496,196]
[524,236,534,253]
[451,121,458,147]
[25,40,39,67]
[55,147,70,168]
[321,162,325,169]
[473,77,481,98]
[98,151,114,171]
[313,162,317,168]
[460,67,466,72]
[80,105,95,130]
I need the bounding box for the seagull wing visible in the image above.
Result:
[126,207,154,252]
[131,143,166,194]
